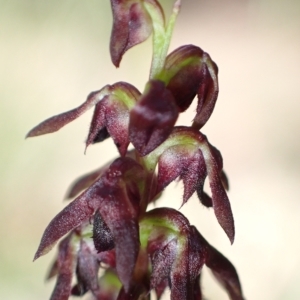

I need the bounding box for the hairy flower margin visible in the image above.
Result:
[27,1,245,300]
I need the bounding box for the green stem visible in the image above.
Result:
[145,0,181,79]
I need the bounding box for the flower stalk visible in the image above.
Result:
[27,1,244,299]
[146,0,181,79]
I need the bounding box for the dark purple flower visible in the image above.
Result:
[140,208,244,300]
[34,157,147,291]
[129,79,179,156]
[27,82,140,156]
[156,145,206,205]
[29,2,245,299]
[86,82,140,156]
[140,208,203,300]
[141,126,235,243]
[161,45,219,130]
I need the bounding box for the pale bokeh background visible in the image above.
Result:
[1,0,300,299]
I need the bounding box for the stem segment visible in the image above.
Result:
[145,0,181,79]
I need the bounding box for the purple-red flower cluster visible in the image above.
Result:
[27,1,244,299]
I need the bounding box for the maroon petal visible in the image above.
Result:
[50,235,76,300]
[96,186,140,292]
[85,98,107,148]
[156,145,206,206]
[164,45,205,112]
[86,82,140,156]
[34,193,96,260]
[192,53,219,130]
[169,243,190,300]
[26,88,108,137]
[199,140,235,243]
[75,240,101,298]
[66,149,137,199]
[93,157,146,291]
[169,229,204,300]
[180,150,206,205]
[206,152,234,243]
[204,241,244,300]
[162,45,219,129]
[110,0,153,67]
[105,99,131,156]
[187,227,205,283]
[208,144,230,190]
[129,80,179,156]
[150,239,177,290]
[156,145,192,194]
[87,98,132,156]
[142,209,207,300]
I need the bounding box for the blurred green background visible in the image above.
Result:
[1,0,300,299]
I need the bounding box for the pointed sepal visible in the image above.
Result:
[157,145,206,206]
[200,140,235,243]
[26,87,109,137]
[49,234,76,300]
[86,82,140,156]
